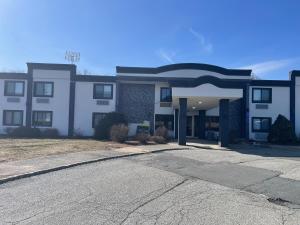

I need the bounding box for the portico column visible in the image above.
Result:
[198,110,206,139]
[178,98,187,145]
[219,99,229,147]
[174,109,179,139]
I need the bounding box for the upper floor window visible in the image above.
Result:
[93,84,113,99]
[34,82,54,97]
[160,87,172,102]
[32,111,52,127]
[252,88,272,103]
[4,81,24,96]
[252,117,271,132]
[3,110,23,126]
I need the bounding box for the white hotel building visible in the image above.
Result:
[0,62,299,147]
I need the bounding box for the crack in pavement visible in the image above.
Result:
[119,179,188,225]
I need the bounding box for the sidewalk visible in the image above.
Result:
[0,143,188,184]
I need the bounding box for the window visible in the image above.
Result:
[34,82,54,97]
[160,87,172,102]
[92,113,107,128]
[205,116,219,131]
[93,84,113,99]
[3,110,23,126]
[4,81,24,96]
[155,114,174,130]
[252,88,272,103]
[32,111,52,127]
[252,117,271,132]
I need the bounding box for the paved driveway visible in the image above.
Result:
[1,146,300,224]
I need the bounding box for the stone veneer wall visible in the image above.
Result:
[118,83,155,133]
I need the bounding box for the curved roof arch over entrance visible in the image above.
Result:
[117,63,252,80]
[172,83,243,111]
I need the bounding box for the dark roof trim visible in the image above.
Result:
[117,76,179,82]
[117,63,252,76]
[75,75,117,82]
[169,75,248,89]
[250,80,291,87]
[27,62,76,71]
[291,70,300,77]
[0,73,28,79]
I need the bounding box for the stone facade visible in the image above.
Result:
[118,83,155,132]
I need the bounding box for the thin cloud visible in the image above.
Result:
[156,49,176,64]
[240,58,300,77]
[189,28,213,54]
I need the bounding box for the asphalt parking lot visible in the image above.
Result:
[1,146,300,225]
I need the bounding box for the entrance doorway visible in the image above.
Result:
[186,116,193,136]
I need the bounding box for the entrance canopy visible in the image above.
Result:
[172,83,243,111]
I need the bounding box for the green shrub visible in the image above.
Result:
[41,128,60,138]
[94,112,127,140]
[267,114,296,144]
[136,133,149,144]
[150,135,167,144]
[110,124,129,143]
[154,126,169,140]
[8,126,42,138]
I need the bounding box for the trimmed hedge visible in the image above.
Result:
[267,114,296,144]
[7,126,42,138]
[94,112,127,140]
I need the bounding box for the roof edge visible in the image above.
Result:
[116,63,252,76]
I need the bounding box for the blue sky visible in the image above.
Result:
[0,0,300,79]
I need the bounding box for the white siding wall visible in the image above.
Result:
[74,82,116,136]
[32,69,70,136]
[295,77,300,137]
[249,86,290,141]
[0,79,27,134]
[154,82,175,137]
[154,82,173,115]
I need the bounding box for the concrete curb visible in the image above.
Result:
[0,147,188,186]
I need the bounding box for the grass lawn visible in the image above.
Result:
[0,138,129,163]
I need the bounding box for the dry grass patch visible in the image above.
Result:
[0,138,128,162]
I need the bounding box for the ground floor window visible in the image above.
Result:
[205,116,219,131]
[155,114,174,130]
[252,117,271,132]
[3,110,23,126]
[32,111,52,127]
[92,113,107,128]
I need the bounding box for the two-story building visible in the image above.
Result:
[0,62,299,147]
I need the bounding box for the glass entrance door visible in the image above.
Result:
[194,115,199,137]
[186,116,193,136]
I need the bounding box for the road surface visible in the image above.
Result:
[1,147,300,224]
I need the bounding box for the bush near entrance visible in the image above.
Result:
[110,124,129,143]
[94,112,127,140]
[267,114,296,144]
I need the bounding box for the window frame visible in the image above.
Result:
[155,114,174,131]
[4,80,25,97]
[32,111,53,127]
[93,83,113,99]
[33,81,54,97]
[160,87,172,103]
[252,117,272,133]
[252,88,272,103]
[92,112,107,128]
[2,110,23,126]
